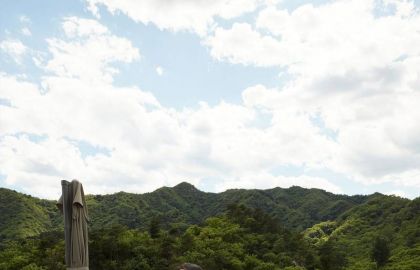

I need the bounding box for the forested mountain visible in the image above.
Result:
[0,183,419,270]
[304,194,420,269]
[0,188,61,240]
[1,182,371,240]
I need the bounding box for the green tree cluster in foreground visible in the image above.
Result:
[0,199,419,270]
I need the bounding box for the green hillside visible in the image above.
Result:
[304,194,420,270]
[86,183,373,232]
[1,182,371,240]
[0,183,418,270]
[0,188,61,241]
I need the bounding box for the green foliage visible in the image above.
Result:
[319,238,347,270]
[371,235,390,267]
[0,184,419,270]
[383,244,420,270]
[0,182,373,241]
[149,215,161,239]
[0,204,318,270]
[0,231,65,270]
[0,188,61,240]
[89,224,158,270]
[304,221,337,246]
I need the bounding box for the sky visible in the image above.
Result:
[1,0,420,199]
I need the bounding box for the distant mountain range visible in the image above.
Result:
[0,182,417,240]
[1,182,419,269]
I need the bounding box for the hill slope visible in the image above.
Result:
[0,188,61,240]
[86,183,373,232]
[0,182,408,241]
[304,194,420,270]
[0,183,419,270]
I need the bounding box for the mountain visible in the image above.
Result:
[0,183,419,270]
[304,194,420,269]
[0,182,378,243]
[0,188,61,241]
[0,182,374,240]
[88,183,376,232]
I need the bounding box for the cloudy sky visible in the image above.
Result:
[1,0,420,199]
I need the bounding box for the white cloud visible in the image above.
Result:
[0,135,86,198]
[2,0,420,199]
[383,0,417,17]
[1,61,341,199]
[202,0,420,191]
[62,16,108,37]
[21,27,31,36]
[85,0,264,35]
[205,23,285,66]
[238,72,420,189]
[0,39,27,63]
[384,190,408,198]
[209,0,420,74]
[45,17,140,83]
[0,18,155,198]
[156,66,164,76]
[19,15,30,23]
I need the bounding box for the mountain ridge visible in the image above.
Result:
[2,181,410,241]
[1,183,419,269]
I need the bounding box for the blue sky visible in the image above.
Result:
[1,0,420,199]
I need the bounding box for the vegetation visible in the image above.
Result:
[0,188,62,241]
[0,182,371,240]
[0,183,419,269]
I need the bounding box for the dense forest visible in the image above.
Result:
[0,182,419,270]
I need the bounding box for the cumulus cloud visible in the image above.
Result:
[209,0,420,74]
[0,18,156,198]
[85,0,264,35]
[237,66,420,188]
[0,36,339,198]
[0,65,339,199]
[2,0,420,199]
[205,23,285,66]
[45,17,140,83]
[0,39,27,63]
[205,0,420,189]
[62,16,109,37]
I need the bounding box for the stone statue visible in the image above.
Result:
[57,179,89,270]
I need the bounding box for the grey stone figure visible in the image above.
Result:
[57,179,89,270]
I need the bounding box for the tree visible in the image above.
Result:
[371,236,390,267]
[319,239,346,270]
[149,216,161,239]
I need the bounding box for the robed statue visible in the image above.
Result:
[57,179,89,270]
